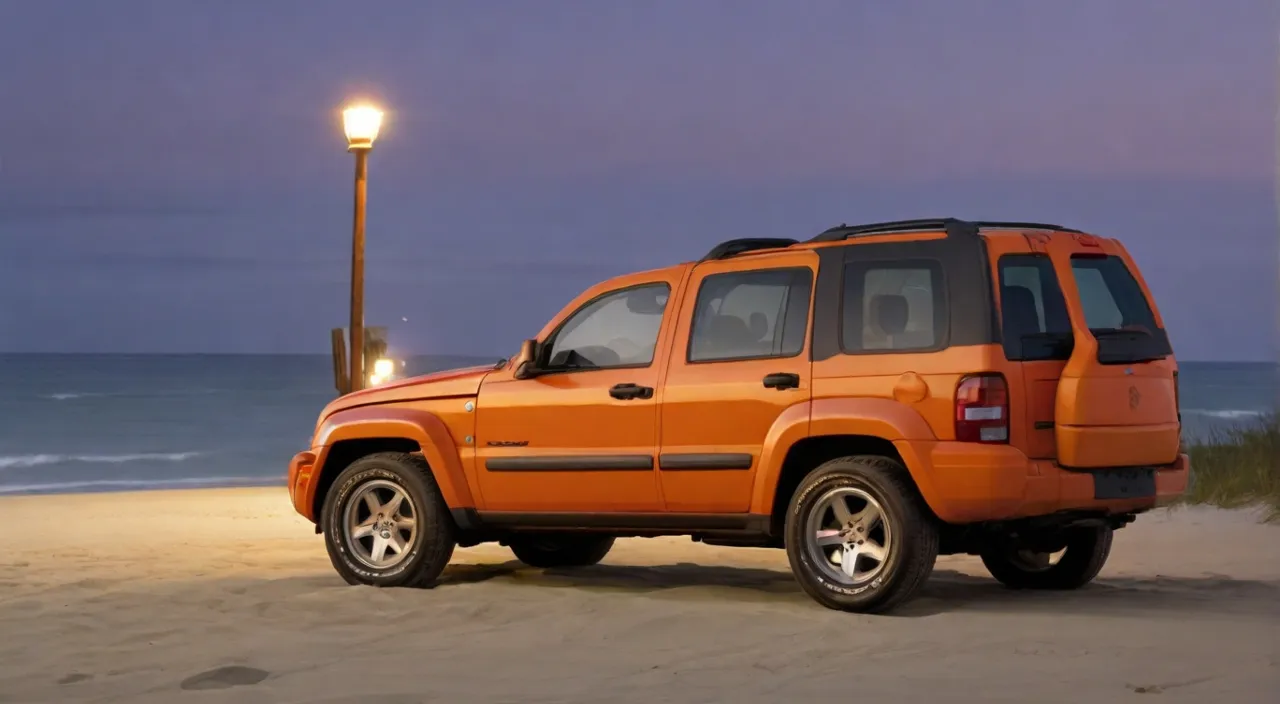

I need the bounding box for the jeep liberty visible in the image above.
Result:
[287,218,1188,613]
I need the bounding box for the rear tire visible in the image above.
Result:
[321,452,456,588]
[980,526,1113,590]
[509,534,615,568]
[784,455,939,614]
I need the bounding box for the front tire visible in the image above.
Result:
[508,533,615,568]
[980,526,1113,590]
[784,455,939,614]
[321,452,456,588]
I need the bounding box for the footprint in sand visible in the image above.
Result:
[179,665,270,690]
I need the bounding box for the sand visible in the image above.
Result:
[0,488,1276,704]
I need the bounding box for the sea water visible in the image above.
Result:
[0,355,1274,495]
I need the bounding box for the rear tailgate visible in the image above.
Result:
[1044,233,1180,468]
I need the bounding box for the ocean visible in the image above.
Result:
[0,355,1274,496]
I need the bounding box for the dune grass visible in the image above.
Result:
[1182,414,1279,522]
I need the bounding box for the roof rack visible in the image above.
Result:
[702,218,1087,261]
[700,237,799,261]
[807,218,974,243]
[972,220,1083,234]
[808,217,1084,242]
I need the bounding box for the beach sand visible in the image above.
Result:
[0,488,1276,703]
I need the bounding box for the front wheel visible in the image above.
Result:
[980,526,1113,590]
[784,455,939,614]
[321,452,456,588]
[508,534,615,568]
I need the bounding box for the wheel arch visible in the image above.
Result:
[751,397,941,535]
[308,405,475,524]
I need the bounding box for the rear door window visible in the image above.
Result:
[688,268,813,362]
[997,255,1073,361]
[1069,255,1171,364]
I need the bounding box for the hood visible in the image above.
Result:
[320,364,496,419]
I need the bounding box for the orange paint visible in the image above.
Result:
[290,220,1188,532]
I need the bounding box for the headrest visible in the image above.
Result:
[703,314,755,350]
[870,295,909,336]
[1002,285,1041,332]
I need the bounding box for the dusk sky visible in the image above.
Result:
[0,0,1275,361]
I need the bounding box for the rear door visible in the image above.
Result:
[657,252,816,512]
[1044,234,1180,468]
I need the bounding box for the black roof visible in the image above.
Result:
[700,217,1083,260]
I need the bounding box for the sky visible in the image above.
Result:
[0,0,1275,361]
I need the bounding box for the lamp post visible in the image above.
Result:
[341,104,384,393]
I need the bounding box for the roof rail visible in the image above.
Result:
[700,237,799,261]
[973,220,1083,234]
[807,218,976,243]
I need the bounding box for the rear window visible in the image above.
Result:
[840,260,946,353]
[1070,255,1171,364]
[998,254,1073,361]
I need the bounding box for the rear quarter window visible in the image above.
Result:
[998,254,1074,361]
[840,260,946,353]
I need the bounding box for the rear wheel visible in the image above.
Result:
[509,534,615,568]
[980,526,1113,590]
[321,452,456,588]
[784,455,939,613]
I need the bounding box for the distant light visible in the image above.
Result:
[367,357,397,386]
[342,105,384,150]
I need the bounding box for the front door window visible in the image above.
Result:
[545,284,670,371]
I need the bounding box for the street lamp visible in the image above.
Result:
[342,103,384,393]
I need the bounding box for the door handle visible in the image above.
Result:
[762,372,800,390]
[609,383,654,400]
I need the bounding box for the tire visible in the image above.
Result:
[784,455,939,614]
[321,451,456,588]
[508,533,615,568]
[980,526,1113,590]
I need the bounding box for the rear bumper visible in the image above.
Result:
[287,450,318,522]
[894,440,1190,524]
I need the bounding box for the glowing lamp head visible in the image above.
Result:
[342,105,384,150]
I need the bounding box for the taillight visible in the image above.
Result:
[955,374,1009,444]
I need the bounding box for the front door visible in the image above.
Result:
[658,253,817,512]
[474,276,682,513]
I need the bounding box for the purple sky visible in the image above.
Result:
[0,0,1275,360]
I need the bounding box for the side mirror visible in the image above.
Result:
[512,339,541,380]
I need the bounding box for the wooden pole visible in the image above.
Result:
[348,148,369,393]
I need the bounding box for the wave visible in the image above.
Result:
[0,476,284,496]
[45,392,102,400]
[1183,409,1269,420]
[0,451,203,470]
[41,389,225,401]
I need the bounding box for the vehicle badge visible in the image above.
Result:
[1128,386,1141,409]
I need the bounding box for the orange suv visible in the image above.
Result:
[287,218,1188,613]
